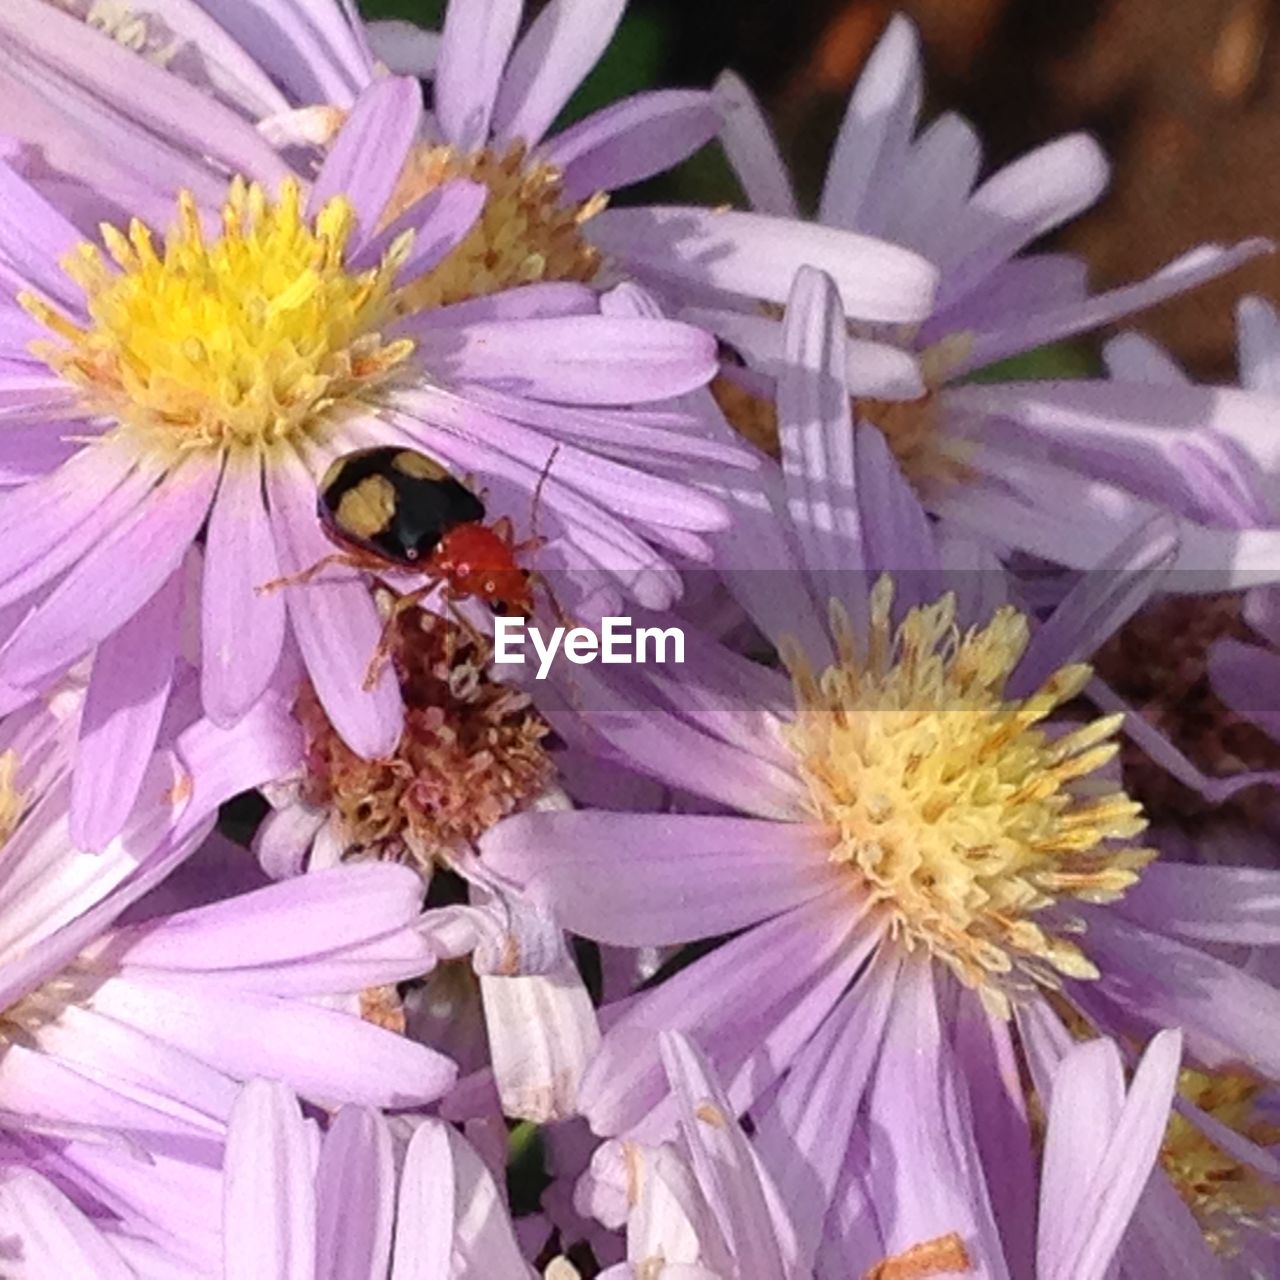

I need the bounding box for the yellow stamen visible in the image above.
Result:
[1162,1066,1280,1255]
[22,177,413,459]
[358,983,407,1035]
[781,577,1153,1017]
[384,141,605,312]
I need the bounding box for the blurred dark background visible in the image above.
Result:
[363,0,1280,377]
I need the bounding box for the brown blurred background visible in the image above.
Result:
[659,0,1280,377]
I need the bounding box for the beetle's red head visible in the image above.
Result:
[429,523,536,616]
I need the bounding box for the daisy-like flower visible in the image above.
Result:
[594,12,1279,586]
[3,0,726,231]
[483,269,1280,1271]
[0,1075,537,1277]
[560,1029,1183,1280]
[0,0,941,412]
[0,688,459,1271]
[1021,296,1280,845]
[0,64,741,849]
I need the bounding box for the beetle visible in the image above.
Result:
[261,446,552,687]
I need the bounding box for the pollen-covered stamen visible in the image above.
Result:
[713,334,973,492]
[781,577,1154,1017]
[297,605,554,870]
[863,1233,972,1280]
[359,983,408,1035]
[384,140,605,312]
[22,177,414,456]
[1162,1066,1280,1255]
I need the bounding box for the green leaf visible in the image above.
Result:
[556,12,667,129]
[506,1121,550,1214]
[358,0,445,26]
[966,342,1100,383]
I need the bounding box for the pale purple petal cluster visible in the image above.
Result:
[0,1,1276,1277]
[0,13,746,847]
[557,1029,1182,1280]
[608,15,1280,597]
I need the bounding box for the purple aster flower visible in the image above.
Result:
[0,1074,535,1276]
[560,1029,1183,1280]
[0,0,942,413]
[0,66,738,849]
[0,674,462,1267]
[0,785,458,1272]
[1,0,725,216]
[1095,298,1280,745]
[1016,297,1280,848]
[591,12,1276,584]
[482,269,1280,1273]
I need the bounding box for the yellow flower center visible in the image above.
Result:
[1162,1067,1280,1255]
[781,577,1154,1017]
[713,335,973,493]
[22,178,414,458]
[383,140,605,312]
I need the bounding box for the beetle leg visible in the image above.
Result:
[361,585,433,691]
[256,552,369,595]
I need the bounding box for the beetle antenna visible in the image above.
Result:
[529,445,560,543]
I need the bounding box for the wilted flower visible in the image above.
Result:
[255,608,598,1128]
[266,608,555,876]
